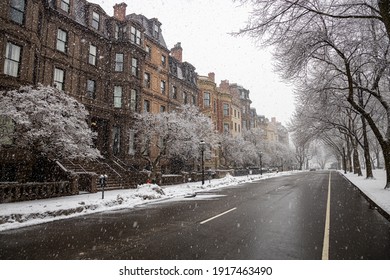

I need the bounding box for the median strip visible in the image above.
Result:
[322,172,332,260]
[200,207,237,225]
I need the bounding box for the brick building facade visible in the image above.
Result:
[1,0,288,193]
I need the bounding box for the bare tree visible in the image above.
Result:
[236,0,390,187]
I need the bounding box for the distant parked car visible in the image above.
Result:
[309,168,316,171]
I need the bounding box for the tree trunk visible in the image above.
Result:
[346,139,353,172]
[376,151,381,169]
[353,146,362,176]
[361,116,374,178]
[382,144,390,189]
[342,147,347,174]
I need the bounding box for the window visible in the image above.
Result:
[131,57,138,76]
[128,129,135,155]
[56,29,67,53]
[153,23,159,38]
[115,53,123,71]
[224,123,229,133]
[192,94,197,105]
[114,86,122,108]
[144,73,150,88]
[172,86,177,99]
[213,100,217,113]
[144,100,150,112]
[112,126,120,155]
[160,80,166,94]
[204,92,210,107]
[10,0,25,24]
[115,24,123,40]
[54,68,65,90]
[130,26,141,45]
[145,45,151,58]
[160,105,166,113]
[60,0,70,13]
[92,11,100,30]
[89,44,97,65]
[86,79,96,99]
[161,55,166,67]
[235,123,237,132]
[4,42,21,77]
[130,89,137,112]
[183,92,188,104]
[223,104,230,116]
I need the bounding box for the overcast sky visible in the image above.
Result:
[91,0,295,126]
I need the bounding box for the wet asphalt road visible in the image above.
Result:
[0,171,390,260]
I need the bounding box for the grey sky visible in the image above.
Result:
[92,0,295,125]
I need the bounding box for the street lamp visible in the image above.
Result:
[200,140,206,185]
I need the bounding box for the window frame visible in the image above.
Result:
[144,72,151,88]
[172,85,177,99]
[56,28,68,53]
[130,89,137,112]
[60,0,70,13]
[223,103,230,116]
[131,57,138,77]
[89,44,97,65]
[130,26,142,45]
[203,92,210,107]
[114,86,123,108]
[144,99,150,113]
[160,80,166,95]
[4,42,21,77]
[86,79,96,99]
[115,53,124,72]
[9,0,25,25]
[92,11,100,30]
[54,67,65,90]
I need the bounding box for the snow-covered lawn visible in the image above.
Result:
[0,172,288,232]
[1,170,389,232]
[340,169,390,216]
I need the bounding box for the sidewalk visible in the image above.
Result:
[0,172,285,232]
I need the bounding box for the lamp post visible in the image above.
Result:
[259,152,263,176]
[200,140,206,185]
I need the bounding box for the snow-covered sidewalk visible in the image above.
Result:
[340,169,390,218]
[1,169,389,232]
[0,172,289,232]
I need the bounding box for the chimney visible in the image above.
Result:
[171,42,183,62]
[208,72,215,82]
[113,3,127,21]
[220,80,230,91]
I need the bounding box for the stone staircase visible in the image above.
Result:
[60,158,138,191]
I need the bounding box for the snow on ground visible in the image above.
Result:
[0,172,287,232]
[1,170,390,232]
[340,169,390,216]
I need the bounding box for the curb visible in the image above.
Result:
[338,172,390,223]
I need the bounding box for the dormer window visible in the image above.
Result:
[92,11,100,30]
[60,0,70,13]
[153,23,159,38]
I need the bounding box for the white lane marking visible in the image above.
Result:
[322,172,332,260]
[200,207,237,225]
